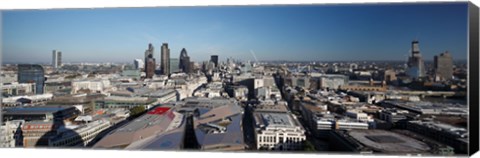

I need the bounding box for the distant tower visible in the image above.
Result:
[161,43,170,75]
[406,40,426,79]
[52,50,62,68]
[18,64,45,94]
[144,43,155,78]
[434,51,454,81]
[134,59,144,69]
[179,48,191,73]
[210,55,219,67]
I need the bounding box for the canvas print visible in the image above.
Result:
[0,2,475,156]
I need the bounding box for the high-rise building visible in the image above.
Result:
[161,43,170,75]
[406,40,426,79]
[52,50,62,69]
[179,48,191,73]
[169,58,180,73]
[144,43,155,78]
[210,55,219,68]
[134,59,144,70]
[17,64,45,94]
[434,51,454,81]
[145,58,156,78]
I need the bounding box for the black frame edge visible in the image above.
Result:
[469,1,479,156]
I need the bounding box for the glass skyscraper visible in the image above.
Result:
[17,64,45,94]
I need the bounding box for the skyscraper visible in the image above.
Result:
[210,55,219,68]
[406,40,426,79]
[18,64,45,94]
[161,43,170,75]
[134,59,144,70]
[169,58,180,73]
[52,50,62,68]
[434,51,454,81]
[179,48,191,73]
[144,43,155,78]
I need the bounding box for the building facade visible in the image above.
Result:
[179,48,191,73]
[161,43,171,75]
[406,40,426,79]
[52,50,62,69]
[210,55,219,68]
[144,43,155,78]
[434,51,454,81]
[17,64,45,94]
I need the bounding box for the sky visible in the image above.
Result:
[1,2,469,64]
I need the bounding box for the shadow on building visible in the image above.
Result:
[30,111,85,148]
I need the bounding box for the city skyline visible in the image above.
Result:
[2,3,468,64]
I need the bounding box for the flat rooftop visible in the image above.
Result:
[347,130,430,153]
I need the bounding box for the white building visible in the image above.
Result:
[345,109,372,122]
[1,93,53,107]
[0,120,24,148]
[318,74,348,90]
[253,112,306,150]
[134,59,144,69]
[2,82,36,96]
[335,119,369,130]
[255,86,281,101]
[72,79,111,94]
[52,50,62,69]
[49,119,111,147]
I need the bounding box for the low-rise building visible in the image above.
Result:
[253,112,306,150]
[406,120,468,154]
[49,119,112,147]
[3,106,80,122]
[93,106,186,150]
[2,82,36,96]
[0,120,24,147]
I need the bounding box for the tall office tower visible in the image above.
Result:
[144,43,155,78]
[169,58,180,73]
[210,55,219,67]
[52,50,62,68]
[179,48,191,73]
[18,64,45,94]
[406,40,426,79]
[161,43,170,75]
[145,58,156,78]
[434,51,454,81]
[134,59,144,69]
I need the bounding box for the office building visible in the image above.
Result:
[134,59,144,69]
[170,58,180,73]
[210,55,218,68]
[179,48,191,73]
[17,64,45,94]
[434,51,454,81]
[161,43,170,75]
[144,43,155,78]
[318,74,349,90]
[254,112,306,150]
[406,40,426,79]
[52,50,62,69]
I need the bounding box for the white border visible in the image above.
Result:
[0,0,478,158]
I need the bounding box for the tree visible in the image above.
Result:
[129,106,146,118]
[303,140,316,152]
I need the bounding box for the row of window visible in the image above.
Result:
[258,135,304,143]
[51,123,110,146]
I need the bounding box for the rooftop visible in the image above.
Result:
[347,130,431,153]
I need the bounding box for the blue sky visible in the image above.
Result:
[1,3,468,63]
